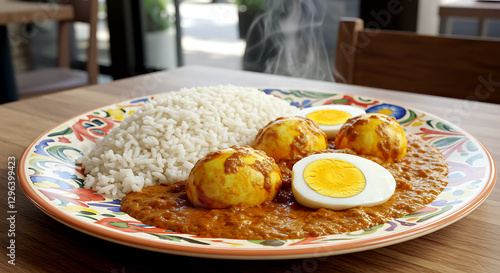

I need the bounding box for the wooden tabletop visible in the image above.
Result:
[0,1,74,25]
[1,66,498,272]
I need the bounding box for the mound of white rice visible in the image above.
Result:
[79,85,299,197]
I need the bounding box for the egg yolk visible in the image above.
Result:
[303,159,366,198]
[306,110,352,126]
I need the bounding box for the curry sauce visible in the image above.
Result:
[120,134,448,240]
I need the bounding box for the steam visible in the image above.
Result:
[243,0,346,82]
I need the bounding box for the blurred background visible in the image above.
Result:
[7,0,500,86]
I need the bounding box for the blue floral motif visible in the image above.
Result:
[34,139,55,157]
[262,88,293,96]
[431,200,462,206]
[54,170,79,180]
[290,100,312,109]
[366,103,407,119]
[262,89,277,95]
[53,170,85,187]
[30,176,74,190]
[130,97,150,104]
[88,199,123,213]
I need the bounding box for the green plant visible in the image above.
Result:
[144,0,172,32]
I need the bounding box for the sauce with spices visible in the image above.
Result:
[120,134,448,240]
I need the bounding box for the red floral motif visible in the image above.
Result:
[416,128,467,158]
[323,95,379,108]
[96,218,172,234]
[71,114,118,142]
[58,137,71,143]
[69,188,106,202]
[416,127,462,140]
[39,188,105,208]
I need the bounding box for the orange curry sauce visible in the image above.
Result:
[120,134,448,240]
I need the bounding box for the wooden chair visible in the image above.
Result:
[16,0,98,97]
[334,17,500,104]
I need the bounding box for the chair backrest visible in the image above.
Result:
[57,0,99,84]
[334,17,500,104]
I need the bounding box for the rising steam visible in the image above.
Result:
[243,0,348,82]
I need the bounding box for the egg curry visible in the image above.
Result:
[120,112,449,240]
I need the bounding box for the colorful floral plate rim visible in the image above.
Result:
[18,89,496,260]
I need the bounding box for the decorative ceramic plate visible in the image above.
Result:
[18,89,496,260]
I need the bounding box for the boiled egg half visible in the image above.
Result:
[296,105,366,139]
[292,153,396,210]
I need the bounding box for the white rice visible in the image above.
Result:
[79,85,299,197]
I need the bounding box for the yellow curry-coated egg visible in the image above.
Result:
[186,145,282,209]
[334,113,407,163]
[253,116,328,162]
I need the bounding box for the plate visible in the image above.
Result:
[18,89,496,260]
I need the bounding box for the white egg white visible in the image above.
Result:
[296,105,366,139]
[292,153,396,210]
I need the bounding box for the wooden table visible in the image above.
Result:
[439,0,500,36]
[0,1,74,103]
[1,66,498,272]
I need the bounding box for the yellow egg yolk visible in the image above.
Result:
[303,159,366,198]
[306,110,352,125]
